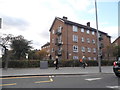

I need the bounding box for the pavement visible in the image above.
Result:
[1,66,114,77]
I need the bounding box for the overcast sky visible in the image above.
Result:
[0,0,119,50]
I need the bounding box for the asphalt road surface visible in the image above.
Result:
[1,73,120,89]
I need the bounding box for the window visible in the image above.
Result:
[81,46,85,52]
[58,26,62,33]
[52,57,54,60]
[86,30,90,34]
[81,28,84,32]
[52,30,55,34]
[92,39,96,44]
[52,39,54,43]
[58,36,62,42]
[81,37,84,42]
[94,57,96,60]
[73,45,78,52]
[88,57,91,60]
[93,48,96,53]
[52,48,54,52]
[73,35,78,42]
[73,25,78,32]
[73,56,78,60]
[87,47,91,52]
[87,38,90,43]
[92,31,95,35]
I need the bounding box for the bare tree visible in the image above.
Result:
[0,34,13,69]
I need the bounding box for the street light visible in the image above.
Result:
[95,0,102,73]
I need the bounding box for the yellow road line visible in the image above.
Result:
[35,80,52,83]
[35,76,53,83]
[0,83,16,86]
[0,76,48,80]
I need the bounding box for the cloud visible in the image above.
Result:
[0,0,118,49]
[100,26,118,42]
[88,8,95,14]
[1,15,29,30]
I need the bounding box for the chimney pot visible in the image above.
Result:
[63,16,67,20]
[87,22,90,27]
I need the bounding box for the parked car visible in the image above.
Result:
[113,57,120,77]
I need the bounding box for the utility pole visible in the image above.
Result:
[0,18,1,29]
[95,0,102,73]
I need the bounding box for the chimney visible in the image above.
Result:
[87,22,90,27]
[63,16,68,20]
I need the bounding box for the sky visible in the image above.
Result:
[0,0,119,51]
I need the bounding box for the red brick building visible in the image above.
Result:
[41,42,50,60]
[112,36,120,46]
[49,16,111,60]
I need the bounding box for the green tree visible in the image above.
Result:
[35,50,48,60]
[11,35,32,60]
[28,49,39,60]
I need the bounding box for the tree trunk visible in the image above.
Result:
[4,48,9,70]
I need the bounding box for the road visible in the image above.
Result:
[1,73,120,89]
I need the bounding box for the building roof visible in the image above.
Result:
[49,17,111,38]
[112,36,120,44]
[41,42,50,48]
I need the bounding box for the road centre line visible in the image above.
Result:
[0,76,48,80]
[85,78,102,81]
[106,86,120,89]
[0,83,17,86]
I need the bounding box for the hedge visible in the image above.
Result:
[2,60,115,68]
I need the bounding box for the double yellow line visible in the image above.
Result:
[0,76,48,80]
[0,75,54,86]
[0,83,16,86]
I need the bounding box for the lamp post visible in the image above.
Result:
[95,0,102,73]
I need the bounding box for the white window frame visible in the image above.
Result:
[52,48,54,52]
[88,57,91,60]
[81,28,84,32]
[52,30,55,34]
[86,30,90,34]
[87,47,91,52]
[81,37,84,42]
[73,35,78,42]
[87,38,90,43]
[58,26,62,33]
[73,25,78,32]
[73,45,78,52]
[81,46,85,52]
[92,39,96,44]
[92,31,95,35]
[52,39,54,43]
[93,48,96,53]
[94,57,96,60]
[58,36,62,43]
[73,56,79,60]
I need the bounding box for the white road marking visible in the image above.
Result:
[51,75,54,77]
[85,78,102,81]
[106,86,120,89]
[35,76,54,83]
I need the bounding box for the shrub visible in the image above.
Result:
[2,59,115,68]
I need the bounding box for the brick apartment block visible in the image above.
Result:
[112,36,120,46]
[49,16,111,60]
